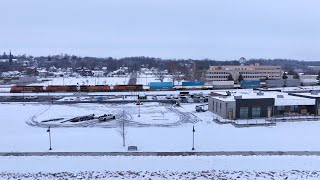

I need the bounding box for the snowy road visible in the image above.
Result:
[2,151,320,156]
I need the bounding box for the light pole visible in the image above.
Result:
[192,125,195,150]
[138,100,141,117]
[138,92,141,117]
[47,126,52,150]
[23,87,25,106]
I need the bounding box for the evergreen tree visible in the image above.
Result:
[238,74,244,82]
[282,72,288,80]
[2,52,7,59]
[293,74,300,79]
[227,73,234,81]
[287,69,299,79]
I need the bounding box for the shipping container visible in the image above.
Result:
[266,79,301,88]
[182,81,205,86]
[211,81,234,89]
[149,82,173,89]
[240,80,261,89]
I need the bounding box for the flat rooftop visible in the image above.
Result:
[211,90,315,106]
[292,92,320,98]
[261,86,320,92]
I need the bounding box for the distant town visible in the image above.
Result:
[1,52,320,87]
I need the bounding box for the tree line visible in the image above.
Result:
[1,53,320,79]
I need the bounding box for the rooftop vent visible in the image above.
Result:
[226,91,231,96]
[277,95,284,98]
[257,92,264,96]
[311,91,318,95]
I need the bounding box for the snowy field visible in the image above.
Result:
[1,156,320,179]
[2,102,320,152]
[136,74,173,85]
[2,102,320,179]
[30,76,130,86]
[26,102,199,128]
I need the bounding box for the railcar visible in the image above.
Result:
[46,85,78,92]
[80,85,110,92]
[10,86,45,93]
[113,85,144,91]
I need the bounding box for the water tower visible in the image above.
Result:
[239,57,246,65]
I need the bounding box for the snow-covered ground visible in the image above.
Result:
[2,102,320,178]
[1,156,320,179]
[30,76,130,86]
[2,102,320,152]
[136,73,173,85]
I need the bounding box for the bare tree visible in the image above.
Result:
[156,70,165,82]
[165,60,179,85]
[155,59,165,82]
[117,108,127,147]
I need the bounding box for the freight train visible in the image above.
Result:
[10,84,213,93]
[10,85,146,93]
[10,81,254,93]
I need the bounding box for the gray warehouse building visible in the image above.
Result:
[208,91,315,120]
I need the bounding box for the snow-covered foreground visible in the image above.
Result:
[2,102,320,152]
[1,156,320,179]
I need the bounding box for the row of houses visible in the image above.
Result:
[208,90,320,120]
[36,66,130,78]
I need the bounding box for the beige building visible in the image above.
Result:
[205,64,282,82]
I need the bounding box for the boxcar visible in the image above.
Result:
[46,85,78,92]
[10,86,44,93]
[113,85,143,91]
[80,85,110,92]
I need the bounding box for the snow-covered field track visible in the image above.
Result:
[26,102,197,128]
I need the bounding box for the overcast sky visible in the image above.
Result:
[0,0,320,60]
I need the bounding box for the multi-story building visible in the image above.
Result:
[205,63,282,82]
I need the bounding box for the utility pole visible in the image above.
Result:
[47,126,52,150]
[192,125,195,150]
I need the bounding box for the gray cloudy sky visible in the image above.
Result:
[0,0,320,60]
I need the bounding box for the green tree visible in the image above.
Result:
[282,72,288,80]
[238,74,244,82]
[227,73,234,81]
[287,69,299,79]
